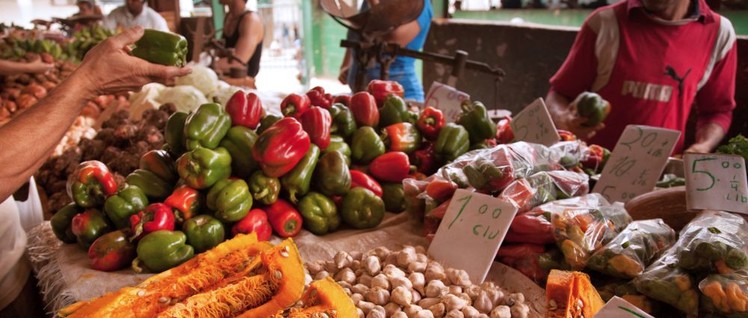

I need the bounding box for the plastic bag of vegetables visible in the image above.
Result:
[699,269,748,316]
[587,219,676,278]
[499,170,589,213]
[676,210,748,274]
[634,252,700,315]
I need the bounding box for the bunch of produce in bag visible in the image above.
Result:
[699,269,748,316]
[587,219,676,278]
[596,280,659,314]
[634,252,700,315]
[675,211,748,274]
[498,170,589,213]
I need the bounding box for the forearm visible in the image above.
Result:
[689,122,726,153]
[546,89,573,130]
[0,60,31,75]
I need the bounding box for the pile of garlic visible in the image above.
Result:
[305,246,530,318]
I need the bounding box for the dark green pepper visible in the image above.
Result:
[351,126,385,164]
[131,29,188,67]
[281,144,320,203]
[219,126,259,179]
[139,150,178,184]
[329,103,357,139]
[206,178,252,223]
[51,203,82,244]
[126,169,173,201]
[298,192,340,235]
[164,111,188,156]
[184,103,232,150]
[381,183,406,213]
[575,92,611,127]
[183,215,225,253]
[176,147,232,190]
[322,135,351,166]
[134,230,194,273]
[341,187,385,229]
[103,185,149,229]
[457,101,497,144]
[434,123,470,162]
[256,114,282,135]
[379,95,412,127]
[248,170,281,205]
[313,151,351,197]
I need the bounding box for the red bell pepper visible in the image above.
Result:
[416,107,446,140]
[300,106,332,150]
[253,117,311,178]
[367,80,405,107]
[350,170,383,197]
[369,152,411,183]
[333,94,351,107]
[558,130,577,141]
[495,117,514,144]
[425,179,458,202]
[306,86,332,109]
[412,142,439,175]
[225,91,265,129]
[232,208,272,241]
[581,144,610,173]
[381,122,422,154]
[349,91,379,127]
[67,160,119,208]
[130,203,176,241]
[88,230,136,271]
[281,93,311,118]
[504,211,555,244]
[264,198,303,238]
[164,185,201,222]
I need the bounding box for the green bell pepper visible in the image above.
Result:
[206,178,252,223]
[575,92,611,127]
[131,29,188,67]
[51,203,82,244]
[457,101,497,144]
[322,135,351,166]
[379,94,412,127]
[219,126,259,179]
[164,111,188,156]
[329,103,357,139]
[248,170,280,205]
[341,187,385,229]
[139,150,178,185]
[176,147,232,190]
[298,192,340,235]
[71,209,112,249]
[134,230,194,273]
[434,123,470,162]
[126,169,172,201]
[281,144,320,203]
[351,126,385,164]
[313,151,351,197]
[381,183,406,213]
[104,185,149,229]
[184,103,232,150]
[256,114,283,135]
[183,215,225,253]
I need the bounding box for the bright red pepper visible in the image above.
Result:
[349,91,379,127]
[232,208,272,241]
[252,117,311,178]
[300,106,332,150]
[367,80,405,107]
[264,198,303,238]
[425,179,458,202]
[225,91,265,129]
[381,122,422,154]
[67,160,119,208]
[281,93,311,118]
[412,142,440,175]
[581,144,610,173]
[495,117,514,144]
[369,152,411,183]
[306,86,332,109]
[558,130,578,141]
[130,203,176,241]
[350,170,383,197]
[504,211,555,244]
[164,185,201,222]
[333,95,351,107]
[416,107,446,140]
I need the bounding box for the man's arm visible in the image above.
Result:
[232,12,263,64]
[0,59,54,76]
[0,27,190,201]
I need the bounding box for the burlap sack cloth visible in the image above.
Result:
[27,213,545,316]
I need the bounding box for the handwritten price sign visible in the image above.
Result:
[428,189,518,283]
[594,296,655,318]
[684,153,748,214]
[424,82,470,123]
[509,98,560,146]
[594,125,680,203]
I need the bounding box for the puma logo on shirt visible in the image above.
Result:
[620,81,674,102]
[664,65,691,96]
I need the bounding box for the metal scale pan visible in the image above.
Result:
[319,0,424,35]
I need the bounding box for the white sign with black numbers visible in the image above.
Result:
[594,296,655,318]
[684,153,748,214]
[424,82,470,123]
[510,98,560,146]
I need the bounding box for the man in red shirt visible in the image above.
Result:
[547,0,737,154]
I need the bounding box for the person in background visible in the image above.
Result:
[0,26,190,317]
[546,0,737,154]
[338,0,433,102]
[0,59,54,76]
[103,0,169,32]
[214,0,264,80]
[71,0,104,31]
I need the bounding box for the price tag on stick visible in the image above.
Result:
[593,125,680,203]
[510,98,560,146]
[428,189,518,284]
[424,82,470,123]
[594,296,655,318]
[684,153,748,214]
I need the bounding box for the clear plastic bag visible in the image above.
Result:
[634,252,700,315]
[699,270,748,316]
[587,219,676,278]
[499,170,589,213]
[676,211,748,274]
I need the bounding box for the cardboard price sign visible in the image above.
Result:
[424,82,470,123]
[594,296,655,318]
[509,98,560,146]
[684,153,748,214]
[428,189,518,284]
[594,125,680,203]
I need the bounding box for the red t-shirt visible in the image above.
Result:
[550,0,737,153]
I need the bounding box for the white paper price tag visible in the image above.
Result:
[594,296,655,318]
[594,125,680,203]
[684,153,748,214]
[428,189,518,284]
[509,98,560,146]
[424,82,470,123]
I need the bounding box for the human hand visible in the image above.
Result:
[338,65,349,85]
[684,143,711,154]
[76,26,191,96]
[26,59,54,74]
[554,101,605,140]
